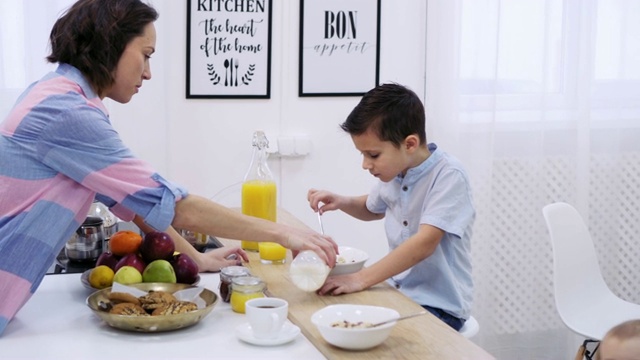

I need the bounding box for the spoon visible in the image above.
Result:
[224,59,229,86]
[370,310,428,328]
[317,211,325,235]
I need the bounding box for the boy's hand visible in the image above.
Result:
[307,189,343,214]
[317,272,366,296]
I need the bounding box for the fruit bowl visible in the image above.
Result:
[329,246,369,276]
[86,282,217,332]
[80,269,200,291]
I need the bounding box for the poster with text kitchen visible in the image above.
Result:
[187,0,272,98]
[299,0,380,97]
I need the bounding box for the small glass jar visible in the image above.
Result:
[230,276,266,313]
[219,266,251,303]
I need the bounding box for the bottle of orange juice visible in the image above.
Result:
[241,130,277,251]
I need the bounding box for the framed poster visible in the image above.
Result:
[186,0,272,99]
[299,0,380,97]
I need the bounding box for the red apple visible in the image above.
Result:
[114,253,146,274]
[96,251,120,271]
[171,253,199,284]
[140,231,175,262]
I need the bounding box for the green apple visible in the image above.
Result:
[113,266,143,285]
[143,259,177,283]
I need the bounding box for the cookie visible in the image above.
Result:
[108,292,140,305]
[138,290,177,311]
[151,301,198,316]
[109,302,149,316]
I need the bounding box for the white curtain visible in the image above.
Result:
[425,0,640,358]
[0,0,75,116]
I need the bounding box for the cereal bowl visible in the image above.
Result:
[311,304,399,350]
[329,246,368,276]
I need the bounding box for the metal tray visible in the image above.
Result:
[86,282,217,332]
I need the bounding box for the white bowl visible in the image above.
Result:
[330,246,368,276]
[311,304,399,350]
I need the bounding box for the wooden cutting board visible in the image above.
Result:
[219,209,495,359]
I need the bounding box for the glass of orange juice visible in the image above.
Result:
[258,242,287,264]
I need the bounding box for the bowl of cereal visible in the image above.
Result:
[310,304,399,350]
[329,246,368,276]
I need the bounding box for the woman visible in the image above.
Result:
[0,0,337,336]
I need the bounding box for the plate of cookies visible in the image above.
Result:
[86,282,217,332]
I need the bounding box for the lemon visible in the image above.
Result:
[89,265,115,289]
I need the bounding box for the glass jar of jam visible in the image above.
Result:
[219,266,251,303]
[230,276,266,313]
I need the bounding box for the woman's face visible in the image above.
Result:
[104,22,156,103]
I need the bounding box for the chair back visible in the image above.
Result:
[542,202,612,336]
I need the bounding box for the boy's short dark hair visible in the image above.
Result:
[47,0,158,94]
[341,83,426,147]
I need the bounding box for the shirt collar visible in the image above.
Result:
[55,63,108,116]
[396,143,440,185]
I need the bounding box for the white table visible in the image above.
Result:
[2,273,326,360]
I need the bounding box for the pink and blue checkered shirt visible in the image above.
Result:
[0,64,187,335]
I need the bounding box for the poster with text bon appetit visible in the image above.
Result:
[187,0,272,98]
[299,0,380,97]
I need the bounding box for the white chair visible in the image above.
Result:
[542,202,640,343]
[460,315,479,338]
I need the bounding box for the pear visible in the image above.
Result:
[113,266,143,285]
[142,259,177,283]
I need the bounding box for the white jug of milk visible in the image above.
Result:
[289,250,330,292]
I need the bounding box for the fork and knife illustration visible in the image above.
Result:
[224,58,239,87]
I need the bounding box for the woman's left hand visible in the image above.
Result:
[194,246,249,272]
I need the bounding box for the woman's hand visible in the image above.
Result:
[192,246,249,273]
[281,224,338,268]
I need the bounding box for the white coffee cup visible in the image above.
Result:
[245,297,288,339]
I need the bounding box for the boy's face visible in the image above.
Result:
[351,129,411,183]
[599,335,640,360]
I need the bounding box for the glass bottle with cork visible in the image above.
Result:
[240,131,283,258]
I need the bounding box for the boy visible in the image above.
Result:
[308,83,475,330]
[597,319,640,360]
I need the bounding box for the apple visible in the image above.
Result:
[171,253,199,284]
[140,231,175,262]
[142,260,177,283]
[114,253,146,274]
[96,251,120,271]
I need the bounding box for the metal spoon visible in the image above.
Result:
[370,310,428,328]
[317,211,325,235]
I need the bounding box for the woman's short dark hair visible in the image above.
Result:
[341,83,426,148]
[47,0,158,94]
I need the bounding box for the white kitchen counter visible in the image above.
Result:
[2,272,326,360]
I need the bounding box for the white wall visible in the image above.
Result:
[107,0,427,264]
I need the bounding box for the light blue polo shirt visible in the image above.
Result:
[366,143,475,319]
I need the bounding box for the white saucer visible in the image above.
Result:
[235,321,301,346]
